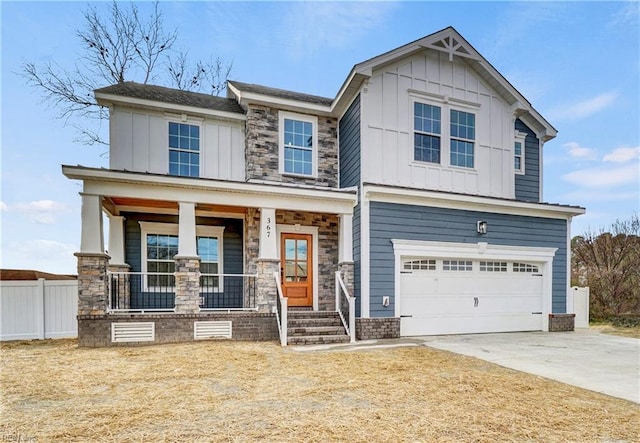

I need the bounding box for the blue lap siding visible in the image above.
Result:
[515,119,541,202]
[368,202,568,318]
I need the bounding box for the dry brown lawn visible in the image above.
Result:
[590,323,640,339]
[1,339,638,442]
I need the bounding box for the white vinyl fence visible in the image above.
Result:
[569,286,590,328]
[0,279,78,340]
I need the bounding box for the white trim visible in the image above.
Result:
[278,111,318,179]
[391,239,557,331]
[228,82,332,116]
[63,166,357,215]
[539,138,545,201]
[514,130,527,175]
[566,218,572,314]
[360,200,370,318]
[363,184,584,219]
[276,224,319,311]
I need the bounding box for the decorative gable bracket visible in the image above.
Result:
[421,35,477,62]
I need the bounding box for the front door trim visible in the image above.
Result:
[277,224,319,311]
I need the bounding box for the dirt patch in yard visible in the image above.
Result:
[1,339,638,442]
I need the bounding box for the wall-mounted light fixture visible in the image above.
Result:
[477,220,488,235]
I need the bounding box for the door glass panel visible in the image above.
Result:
[285,239,296,259]
[285,260,296,282]
[297,262,307,281]
[297,240,307,260]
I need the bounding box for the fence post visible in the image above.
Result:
[37,278,45,339]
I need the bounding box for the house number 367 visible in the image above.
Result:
[266,217,272,237]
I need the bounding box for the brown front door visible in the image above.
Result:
[281,233,313,307]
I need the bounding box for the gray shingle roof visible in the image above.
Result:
[95,82,245,114]
[228,80,333,106]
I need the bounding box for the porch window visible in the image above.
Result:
[169,122,200,177]
[139,222,224,291]
[279,112,317,177]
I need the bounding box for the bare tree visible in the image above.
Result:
[22,1,231,147]
[572,213,640,319]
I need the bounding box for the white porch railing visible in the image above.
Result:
[274,271,288,346]
[335,271,356,343]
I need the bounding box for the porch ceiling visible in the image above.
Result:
[106,197,247,216]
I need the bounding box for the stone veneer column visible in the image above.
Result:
[174,256,201,314]
[338,262,355,298]
[108,263,131,310]
[256,258,280,313]
[75,252,110,315]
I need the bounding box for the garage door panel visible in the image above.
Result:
[400,257,545,336]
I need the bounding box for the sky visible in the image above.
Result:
[1,1,639,274]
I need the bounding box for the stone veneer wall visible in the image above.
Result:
[245,208,260,276]
[356,318,400,340]
[77,313,278,347]
[276,211,339,311]
[76,253,110,315]
[548,313,575,332]
[174,256,201,314]
[245,104,338,187]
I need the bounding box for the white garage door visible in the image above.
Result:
[400,258,544,336]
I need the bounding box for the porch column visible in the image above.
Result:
[75,193,109,315]
[107,215,127,266]
[257,207,278,313]
[107,215,130,309]
[338,213,353,263]
[174,201,200,314]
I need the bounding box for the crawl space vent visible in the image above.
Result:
[111,322,155,343]
[194,321,232,339]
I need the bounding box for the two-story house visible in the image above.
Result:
[63,27,584,347]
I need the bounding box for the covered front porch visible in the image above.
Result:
[63,166,357,346]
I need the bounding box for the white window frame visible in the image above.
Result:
[410,92,480,171]
[139,222,224,291]
[514,130,527,175]
[278,111,318,178]
[167,118,203,178]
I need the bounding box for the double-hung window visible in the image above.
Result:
[279,112,317,177]
[169,122,200,177]
[140,222,224,291]
[414,103,441,164]
[514,131,527,174]
[450,110,475,168]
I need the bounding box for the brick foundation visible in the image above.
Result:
[549,313,575,332]
[356,317,400,340]
[77,313,278,347]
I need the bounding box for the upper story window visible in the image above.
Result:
[413,97,478,169]
[414,103,441,164]
[169,122,200,177]
[279,112,317,177]
[450,110,475,168]
[514,131,527,175]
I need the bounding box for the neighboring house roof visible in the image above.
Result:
[0,269,77,281]
[227,81,333,106]
[95,82,245,117]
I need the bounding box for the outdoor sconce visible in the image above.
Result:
[477,220,488,235]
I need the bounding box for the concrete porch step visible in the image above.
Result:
[288,317,343,328]
[287,311,342,319]
[288,325,346,336]
[287,334,351,346]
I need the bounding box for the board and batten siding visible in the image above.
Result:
[361,51,516,199]
[514,119,541,202]
[339,94,361,188]
[368,202,568,318]
[110,107,245,181]
[123,214,244,274]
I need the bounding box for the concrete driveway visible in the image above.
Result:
[419,330,640,403]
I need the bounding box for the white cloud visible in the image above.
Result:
[548,92,618,121]
[562,163,639,188]
[563,142,598,160]
[0,201,7,211]
[2,239,78,274]
[603,146,640,163]
[608,2,639,29]
[11,199,69,224]
[560,190,638,203]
